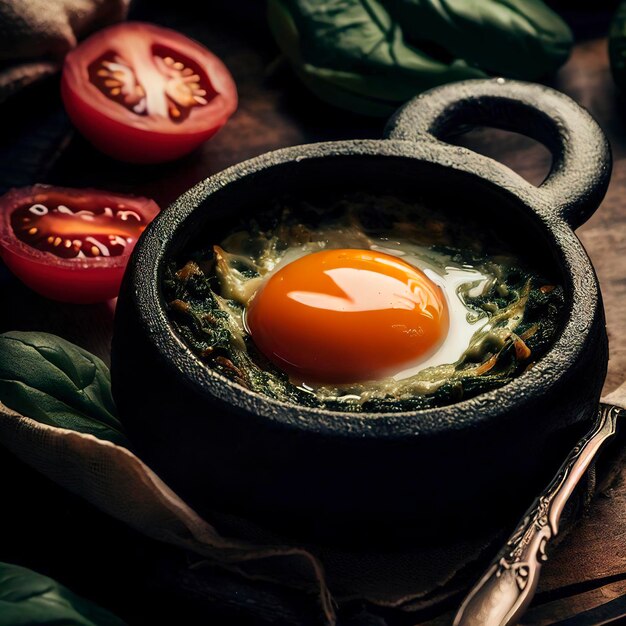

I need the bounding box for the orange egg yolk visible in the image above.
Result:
[246,249,450,384]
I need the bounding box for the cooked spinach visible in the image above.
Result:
[164,194,564,412]
[0,331,129,446]
[268,0,572,116]
[0,561,125,626]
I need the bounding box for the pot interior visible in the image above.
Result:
[162,152,568,322]
[148,149,579,420]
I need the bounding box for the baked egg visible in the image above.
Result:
[164,194,564,411]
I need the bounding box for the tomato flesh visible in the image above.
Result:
[61,22,238,163]
[0,186,159,303]
[88,47,218,123]
[12,202,148,259]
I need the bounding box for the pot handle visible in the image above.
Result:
[384,78,611,229]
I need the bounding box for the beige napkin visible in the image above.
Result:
[0,0,130,103]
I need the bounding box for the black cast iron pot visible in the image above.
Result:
[112,79,611,544]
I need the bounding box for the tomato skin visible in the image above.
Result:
[61,78,225,163]
[61,22,238,163]
[0,186,160,304]
[1,246,126,303]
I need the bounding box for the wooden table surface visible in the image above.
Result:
[1,2,626,625]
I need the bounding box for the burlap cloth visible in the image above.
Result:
[0,0,129,104]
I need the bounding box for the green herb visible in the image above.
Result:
[268,0,573,116]
[0,331,129,447]
[0,561,125,626]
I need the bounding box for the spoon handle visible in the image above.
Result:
[453,402,624,626]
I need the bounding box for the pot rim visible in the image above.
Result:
[126,138,601,439]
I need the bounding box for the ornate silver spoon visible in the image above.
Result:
[454,382,626,626]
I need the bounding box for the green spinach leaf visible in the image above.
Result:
[268,0,484,115]
[0,561,125,626]
[268,0,572,115]
[387,0,572,79]
[0,331,128,447]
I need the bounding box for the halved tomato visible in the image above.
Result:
[0,185,160,303]
[61,22,238,163]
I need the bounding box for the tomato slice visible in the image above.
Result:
[0,185,160,303]
[61,22,238,163]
